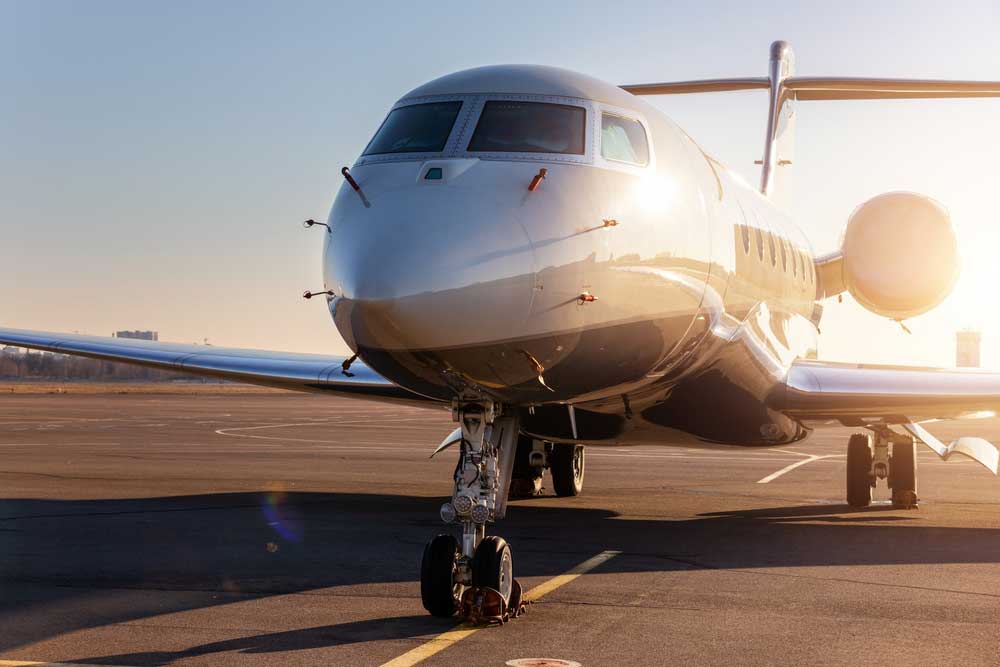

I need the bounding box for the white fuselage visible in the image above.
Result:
[323,65,820,445]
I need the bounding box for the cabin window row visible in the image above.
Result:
[363,101,649,167]
[739,223,814,284]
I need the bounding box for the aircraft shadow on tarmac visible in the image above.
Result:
[4,490,1000,662]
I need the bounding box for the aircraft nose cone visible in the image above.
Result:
[327,191,536,354]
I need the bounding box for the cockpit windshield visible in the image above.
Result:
[363,101,463,155]
[467,101,586,154]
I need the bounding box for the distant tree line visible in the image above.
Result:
[1,351,209,382]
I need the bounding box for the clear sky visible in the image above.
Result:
[4,0,999,366]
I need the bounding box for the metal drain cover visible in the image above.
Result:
[506,660,582,667]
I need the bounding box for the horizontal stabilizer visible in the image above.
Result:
[903,422,999,475]
[621,77,769,96]
[785,77,1000,101]
[621,76,1000,101]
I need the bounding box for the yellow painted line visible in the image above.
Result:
[521,549,620,601]
[380,549,621,667]
[379,624,481,667]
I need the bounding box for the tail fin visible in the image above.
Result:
[759,41,796,198]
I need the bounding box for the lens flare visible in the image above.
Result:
[260,483,303,542]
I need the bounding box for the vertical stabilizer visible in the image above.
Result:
[759,41,796,197]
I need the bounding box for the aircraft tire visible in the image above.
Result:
[551,443,585,497]
[889,440,918,509]
[472,536,514,604]
[846,433,873,508]
[420,533,460,617]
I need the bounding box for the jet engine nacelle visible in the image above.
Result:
[841,192,959,320]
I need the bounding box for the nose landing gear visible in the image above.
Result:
[846,426,918,509]
[420,401,529,623]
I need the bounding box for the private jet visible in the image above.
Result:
[7,41,1000,621]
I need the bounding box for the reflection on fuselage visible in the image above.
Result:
[323,65,819,446]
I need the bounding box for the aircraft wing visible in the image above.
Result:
[0,327,435,407]
[778,359,1000,424]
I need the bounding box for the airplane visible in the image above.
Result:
[6,40,1000,621]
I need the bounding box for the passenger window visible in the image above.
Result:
[468,101,586,154]
[780,239,788,272]
[364,101,463,155]
[755,228,764,260]
[601,114,649,165]
[767,232,776,267]
[740,224,750,254]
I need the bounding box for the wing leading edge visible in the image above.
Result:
[778,359,1000,424]
[0,327,434,407]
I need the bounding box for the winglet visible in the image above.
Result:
[903,422,999,475]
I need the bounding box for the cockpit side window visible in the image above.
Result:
[363,101,463,155]
[601,114,649,166]
[467,101,586,154]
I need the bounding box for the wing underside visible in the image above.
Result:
[0,327,435,407]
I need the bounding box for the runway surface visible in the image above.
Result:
[4,391,1000,666]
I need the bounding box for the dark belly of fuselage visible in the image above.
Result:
[352,309,811,447]
[355,313,694,405]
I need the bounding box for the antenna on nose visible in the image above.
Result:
[528,168,547,192]
[341,167,372,208]
[302,219,331,232]
[302,289,335,300]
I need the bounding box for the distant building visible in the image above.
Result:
[113,330,158,341]
[2,346,22,355]
[956,329,981,368]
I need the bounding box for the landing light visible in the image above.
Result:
[453,494,474,515]
[439,502,457,523]
[471,503,491,524]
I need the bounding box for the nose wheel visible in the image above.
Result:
[420,401,528,623]
[420,534,461,617]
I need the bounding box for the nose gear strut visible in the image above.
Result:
[420,400,529,623]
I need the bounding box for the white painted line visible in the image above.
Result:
[757,454,834,484]
[379,550,620,667]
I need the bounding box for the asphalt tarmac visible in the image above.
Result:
[4,391,1000,666]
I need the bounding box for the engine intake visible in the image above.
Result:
[841,192,959,320]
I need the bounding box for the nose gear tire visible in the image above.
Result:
[421,533,461,617]
[472,536,514,604]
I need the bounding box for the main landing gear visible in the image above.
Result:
[509,435,586,499]
[846,426,918,509]
[420,401,527,623]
